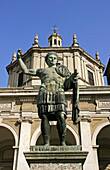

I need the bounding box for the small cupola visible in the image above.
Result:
[48,26,62,47]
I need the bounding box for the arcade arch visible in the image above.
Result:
[0,123,18,170]
[92,121,110,170]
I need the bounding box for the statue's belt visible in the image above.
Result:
[43,78,64,84]
[40,81,64,92]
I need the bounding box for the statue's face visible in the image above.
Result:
[47,54,58,67]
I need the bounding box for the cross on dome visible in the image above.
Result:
[52,25,58,33]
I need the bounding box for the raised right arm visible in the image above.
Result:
[17,49,37,76]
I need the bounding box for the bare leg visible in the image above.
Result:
[56,112,66,146]
[41,114,50,146]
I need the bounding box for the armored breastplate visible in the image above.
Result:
[40,67,65,93]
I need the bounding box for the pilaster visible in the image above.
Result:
[17,117,33,170]
[73,51,81,77]
[80,116,98,170]
[100,68,105,85]
[7,70,12,87]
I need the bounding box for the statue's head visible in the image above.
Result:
[45,52,58,67]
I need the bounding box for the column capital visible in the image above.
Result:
[92,145,99,150]
[79,116,92,122]
[17,117,34,124]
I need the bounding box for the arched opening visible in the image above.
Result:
[96,125,110,170]
[54,39,57,45]
[0,126,15,170]
[36,125,76,145]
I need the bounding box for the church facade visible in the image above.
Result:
[0,30,110,170]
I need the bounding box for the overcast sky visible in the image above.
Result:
[0,0,110,87]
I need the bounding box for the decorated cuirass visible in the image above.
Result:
[37,65,71,117]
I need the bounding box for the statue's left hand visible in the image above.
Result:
[71,71,78,81]
[17,49,23,60]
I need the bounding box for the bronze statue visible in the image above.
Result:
[17,50,79,146]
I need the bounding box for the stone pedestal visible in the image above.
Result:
[24,146,88,170]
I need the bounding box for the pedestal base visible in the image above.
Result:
[31,163,82,170]
[24,146,88,170]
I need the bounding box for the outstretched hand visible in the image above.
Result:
[71,69,78,81]
[17,49,23,60]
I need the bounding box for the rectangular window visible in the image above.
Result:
[18,72,23,87]
[88,70,94,85]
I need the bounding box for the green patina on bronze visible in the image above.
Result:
[17,50,79,146]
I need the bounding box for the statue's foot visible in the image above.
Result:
[61,142,66,146]
[43,135,50,146]
[44,143,50,146]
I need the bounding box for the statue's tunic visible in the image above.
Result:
[36,65,73,119]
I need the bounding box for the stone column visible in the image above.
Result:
[63,55,67,67]
[100,68,104,85]
[36,53,40,69]
[7,70,12,87]
[63,53,73,72]
[97,69,101,86]
[68,54,73,73]
[17,117,33,170]
[41,53,46,68]
[80,116,98,170]
[31,53,35,69]
[92,145,99,170]
[80,56,84,80]
[83,59,86,81]
[73,51,81,77]
[94,67,98,86]
[13,146,19,170]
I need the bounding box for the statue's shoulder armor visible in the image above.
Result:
[55,65,71,77]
